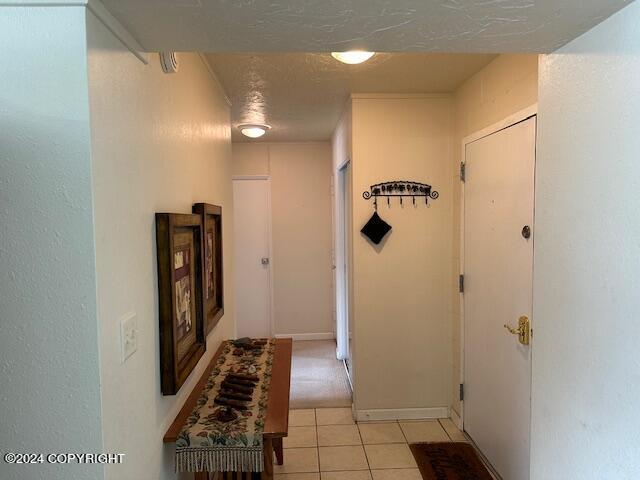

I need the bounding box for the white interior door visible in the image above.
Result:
[233,177,272,338]
[335,162,351,367]
[464,116,536,480]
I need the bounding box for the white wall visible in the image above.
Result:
[232,143,270,176]
[450,54,539,417]
[0,7,104,480]
[350,95,453,416]
[532,2,640,478]
[87,12,235,480]
[231,143,334,338]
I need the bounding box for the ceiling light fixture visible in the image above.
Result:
[331,51,375,64]
[238,124,270,138]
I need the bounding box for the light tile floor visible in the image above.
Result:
[275,408,471,480]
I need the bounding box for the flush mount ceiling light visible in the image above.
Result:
[238,124,270,138]
[330,51,375,64]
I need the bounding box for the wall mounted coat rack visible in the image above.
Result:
[363,181,439,209]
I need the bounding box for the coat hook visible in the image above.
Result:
[362,181,439,210]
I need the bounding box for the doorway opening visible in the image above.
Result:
[223,52,538,477]
[231,161,353,410]
[287,159,354,410]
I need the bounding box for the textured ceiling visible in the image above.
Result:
[206,53,497,142]
[104,0,632,53]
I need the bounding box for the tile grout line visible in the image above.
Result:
[398,418,422,471]
[315,409,321,478]
[396,420,406,444]
[437,418,454,442]
[398,419,410,444]
[355,417,373,478]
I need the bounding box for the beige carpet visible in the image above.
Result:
[289,340,352,409]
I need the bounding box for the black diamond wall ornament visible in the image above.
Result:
[361,212,392,244]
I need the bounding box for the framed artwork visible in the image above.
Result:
[192,203,224,335]
[156,213,206,395]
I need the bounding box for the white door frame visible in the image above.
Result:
[232,175,275,337]
[458,104,538,429]
[334,159,351,361]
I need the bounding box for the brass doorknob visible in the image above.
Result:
[504,315,530,345]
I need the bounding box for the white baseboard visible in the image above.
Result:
[450,408,462,429]
[275,332,335,341]
[355,406,449,422]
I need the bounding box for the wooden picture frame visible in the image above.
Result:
[156,213,206,395]
[192,203,224,335]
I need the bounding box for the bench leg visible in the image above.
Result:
[273,438,284,465]
[262,438,274,480]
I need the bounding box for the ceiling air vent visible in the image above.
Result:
[159,52,179,74]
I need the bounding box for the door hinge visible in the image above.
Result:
[459,274,464,293]
[460,162,466,182]
[459,383,464,402]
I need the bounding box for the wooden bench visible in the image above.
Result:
[164,338,292,480]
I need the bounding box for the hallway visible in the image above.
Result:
[290,341,352,409]
[3,1,640,479]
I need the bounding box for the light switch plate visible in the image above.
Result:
[120,312,138,362]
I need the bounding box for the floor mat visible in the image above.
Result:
[410,442,494,480]
[289,340,352,409]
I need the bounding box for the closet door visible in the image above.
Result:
[233,177,272,338]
